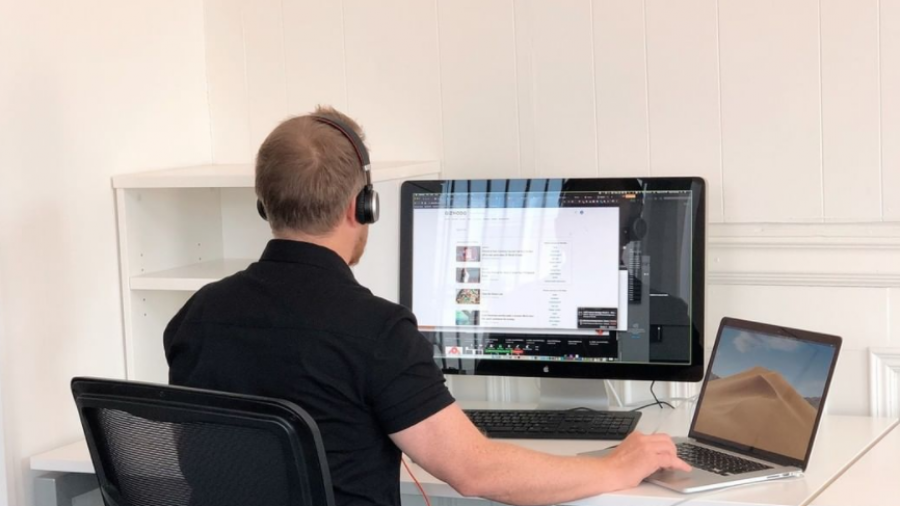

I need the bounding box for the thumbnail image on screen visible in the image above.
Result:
[456,310,480,326]
[456,268,481,283]
[456,246,481,262]
[456,289,480,305]
[693,327,837,461]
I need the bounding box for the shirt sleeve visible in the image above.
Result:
[367,311,456,434]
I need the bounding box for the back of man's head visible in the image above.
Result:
[255,106,367,236]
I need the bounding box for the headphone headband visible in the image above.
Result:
[311,115,371,169]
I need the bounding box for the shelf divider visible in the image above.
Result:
[130,258,256,291]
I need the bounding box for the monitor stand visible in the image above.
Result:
[535,378,612,411]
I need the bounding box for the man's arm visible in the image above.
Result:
[390,403,690,506]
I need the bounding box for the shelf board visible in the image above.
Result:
[113,161,440,189]
[130,259,255,291]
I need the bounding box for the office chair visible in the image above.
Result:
[71,377,335,506]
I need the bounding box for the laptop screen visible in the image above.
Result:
[691,323,839,464]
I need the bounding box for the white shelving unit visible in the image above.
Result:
[114,161,440,383]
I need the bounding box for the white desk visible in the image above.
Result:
[31,405,897,506]
[809,421,900,506]
[394,404,897,506]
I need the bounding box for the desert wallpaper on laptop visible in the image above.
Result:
[693,328,836,461]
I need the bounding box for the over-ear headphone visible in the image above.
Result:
[256,115,380,225]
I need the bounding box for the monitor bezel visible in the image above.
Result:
[688,317,843,470]
[398,177,706,383]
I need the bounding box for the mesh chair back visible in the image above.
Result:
[71,377,334,506]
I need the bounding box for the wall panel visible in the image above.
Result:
[705,285,888,351]
[243,0,288,151]
[821,0,881,221]
[525,0,597,177]
[438,0,520,179]
[883,0,900,220]
[205,0,252,162]
[645,0,723,222]
[282,0,348,115]
[343,0,443,160]
[593,0,649,177]
[718,0,822,222]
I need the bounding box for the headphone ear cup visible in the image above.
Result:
[256,199,268,221]
[355,186,379,224]
[370,190,379,223]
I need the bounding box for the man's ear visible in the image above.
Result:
[345,196,358,225]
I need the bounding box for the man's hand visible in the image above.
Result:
[603,431,692,489]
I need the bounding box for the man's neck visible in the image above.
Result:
[273,229,352,265]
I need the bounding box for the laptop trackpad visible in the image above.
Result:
[648,468,695,485]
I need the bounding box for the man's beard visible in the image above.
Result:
[349,226,368,266]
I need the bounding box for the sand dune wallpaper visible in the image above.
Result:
[693,328,837,461]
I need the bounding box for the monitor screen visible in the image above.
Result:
[691,322,839,464]
[399,178,706,382]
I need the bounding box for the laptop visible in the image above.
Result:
[589,317,842,493]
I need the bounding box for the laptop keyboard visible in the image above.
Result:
[676,443,773,476]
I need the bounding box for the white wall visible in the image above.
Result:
[200,0,900,416]
[0,1,212,505]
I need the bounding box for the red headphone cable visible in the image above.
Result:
[401,457,432,506]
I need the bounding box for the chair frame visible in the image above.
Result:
[71,377,335,506]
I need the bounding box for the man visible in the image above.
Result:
[164,106,690,506]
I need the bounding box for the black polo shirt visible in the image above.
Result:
[164,239,455,506]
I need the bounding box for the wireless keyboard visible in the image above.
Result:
[463,409,641,440]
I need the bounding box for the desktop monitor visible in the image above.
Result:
[399,178,706,407]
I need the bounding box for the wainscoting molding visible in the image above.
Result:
[708,272,900,288]
[869,348,900,418]
[668,381,702,401]
[708,223,900,288]
[708,223,900,245]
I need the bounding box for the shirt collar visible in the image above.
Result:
[259,239,357,282]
